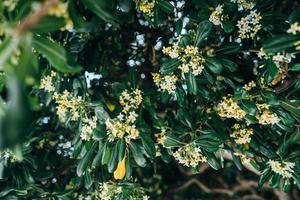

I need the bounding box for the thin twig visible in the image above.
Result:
[14,0,59,37]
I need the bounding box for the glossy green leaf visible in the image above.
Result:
[76,142,96,177]
[81,0,118,26]
[33,36,82,73]
[195,20,213,47]
[130,142,146,167]
[160,59,181,74]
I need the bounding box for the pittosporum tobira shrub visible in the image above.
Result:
[0,0,299,199]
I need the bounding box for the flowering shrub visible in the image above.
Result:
[0,0,300,199]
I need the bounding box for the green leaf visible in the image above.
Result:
[118,0,132,12]
[95,105,110,122]
[157,0,174,14]
[0,37,19,69]
[129,142,146,167]
[222,21,234,33]
[195,20,213,47]
[240,100,257,116]
[289,6,300,23]
[262,34,300,53]
[265,59,278,83]
[258,168,272,190]
[108,142,118,172]
[204,57,223,74]
[221,58,238,72]
[280,100,300,118]
[185,71,197,95]
[160,59,181,74]
[68,0,88,29]
[32,16,65,33]
[101,142,111,165]
[92,141,104,168]
[289,63,300,72]
[260,90,279,105]
[76,142,96,177]
[215,43,240,55]
[283,179,292,192]
[140,132,156,158]
[163,135,185,148]
[269,174,281,188]
[204,152,221,170]
[33,36,82,73]
[84,171,93,189]
[195,129,222,153]
[81,0,118,26]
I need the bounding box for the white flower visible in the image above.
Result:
[287,22,300,35]
[237,10,262,39]
[209,5,225,26]
[269,160,295,178]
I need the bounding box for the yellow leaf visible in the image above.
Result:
[113,156,126,180]
[106,103,116,112]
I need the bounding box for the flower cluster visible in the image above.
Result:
[119,89,143,112]
[136,0,155,17]
[269,160,295,178]
[56,137,74,157]
[53,90,86,123]
[3,0,18,11]
[230,124,253,144]
[40,71,57,92]
[287,22,300,35]
[257,50,294,84]
[217,96,246,120]
[0,149,18,163]
[105,89,142,142]
[163,44,206,76]
[96,181,149,200]
[271,52,294,84]
[231,0,255,11]
[256,104,280,125]
[155,128,166,145]
[80,116,97,141]
[237,10,262,39]
[48,2,73,30]
[97,182,122,200]
[173,144,207,167]
[234,152,252,165]
[152,73,178,94]
[243,80,256,91]
[209,5,225,27]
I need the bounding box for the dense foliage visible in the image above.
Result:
[0,0,300,199]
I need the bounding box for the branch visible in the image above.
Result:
[275,73,300,94]
[14,0,59,37]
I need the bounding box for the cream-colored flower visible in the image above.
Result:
[80,116,97,141]
[269,160,295,178]
[243,81,256,91]
[53,90,86,123]
[48,2,73,30]
[173,144,207,167]
[217,96,246,120]
[40,71,57,92]
[234,152,252,165]
[3,0,18,11]
[209,5,225,26]
[237,10,262,39]
[137,0,155,17]
[231,0,255,11]
[256,104,280,125]
[152,73,178,94]
[287,22,300,35]
[230,124,253,144]
[257,48,266,59]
